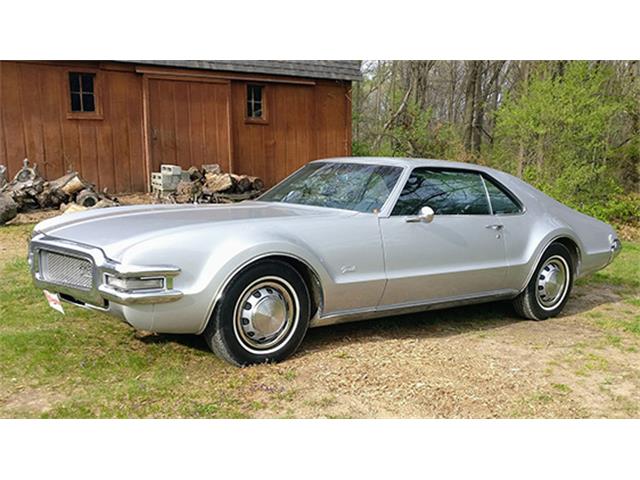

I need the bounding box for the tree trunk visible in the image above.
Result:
[448,62,457,124]
[463,61,480,152]
[483,61,506,143]
[516,61,530,177]
[471,61,485,153]
[626,60,640,189]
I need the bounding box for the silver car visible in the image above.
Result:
[28,157,622,365]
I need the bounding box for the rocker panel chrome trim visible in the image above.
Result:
[310,288,518,327]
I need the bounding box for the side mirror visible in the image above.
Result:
[405,206,435,224]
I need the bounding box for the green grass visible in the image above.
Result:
[1,222,639,418]
[577,241,640,337]
[551,383,572,394]
[579,242,640,291]
[0,230,297,418]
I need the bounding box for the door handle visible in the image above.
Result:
[485,224,503,230]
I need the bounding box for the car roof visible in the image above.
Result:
[312,156,494,172]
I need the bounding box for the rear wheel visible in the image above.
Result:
[203,260,310,366]
[513,243,574,320]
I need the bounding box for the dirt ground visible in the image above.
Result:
[258,286,639,418]
[1,220,638,418]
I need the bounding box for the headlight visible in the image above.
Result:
[105,275,165,291]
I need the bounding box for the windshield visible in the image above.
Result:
[259,162,403,213]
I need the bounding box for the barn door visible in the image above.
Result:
[147,77,232,173]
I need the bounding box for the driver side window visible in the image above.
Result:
[392,168,491,216]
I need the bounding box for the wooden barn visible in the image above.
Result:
[0,60,361,192]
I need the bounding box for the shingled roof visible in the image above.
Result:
[132,60,362,81]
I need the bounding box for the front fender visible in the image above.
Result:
[119,225,332,334]
[196,237,332,334]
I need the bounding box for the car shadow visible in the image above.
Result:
[136,330,211,353]
[134,301,520,356]
[299,300,520,354]
[134,283,622,357]
[299,283,623,354]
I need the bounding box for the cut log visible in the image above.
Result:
[248,176,265,191]
[187,166,204,182]
[101,187,118,203]
[0,193,18,225]
[60,174,87,195]
[212,191,262,203]
[13,158,38,183]
[0,165,7,190]
[174,180,201,203]
[10,187,40,212]
[35,185,68,209]
[201,164,221,175]
[176,180,201,196]
[204,173,235,193]
[76,189,100,208]
[230,174,252,193]
[49,172,77,189]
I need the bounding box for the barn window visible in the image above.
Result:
[69,72,96,112]
[246,84,264,119]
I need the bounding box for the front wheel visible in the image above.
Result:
[513,243,574,320]
[203,260,310,366]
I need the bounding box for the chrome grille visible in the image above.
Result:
[40,250,94,290]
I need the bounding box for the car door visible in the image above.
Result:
[378,167,510,307]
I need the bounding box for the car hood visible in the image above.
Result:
[34,201,351,259]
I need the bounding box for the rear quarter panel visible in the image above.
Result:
[492,170,615,290]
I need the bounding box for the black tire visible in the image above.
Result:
[513,243,574,321]
[203,260,310,366]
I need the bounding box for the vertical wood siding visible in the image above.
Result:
[1,62,352,191]
[315,82,351,160]
[232,79,351,187]
[147,78,232,173]
[0,62,146,192]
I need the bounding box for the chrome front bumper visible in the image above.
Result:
[29,234,183,307]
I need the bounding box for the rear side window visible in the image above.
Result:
[483,177,522,214]
[392,168,491,216]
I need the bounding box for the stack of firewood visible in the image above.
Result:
[0,165,7,190]
[0,159,119,225]
[162,163,265,204]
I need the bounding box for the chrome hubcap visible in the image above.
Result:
[234,278,298,353]
[536,255,569,310]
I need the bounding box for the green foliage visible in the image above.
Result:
[389,104,463,160]
[352,139,372,157]
[360,100,466,160]
[353,61,639,224]
[584,193,640,223]
[491,62,629,219]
